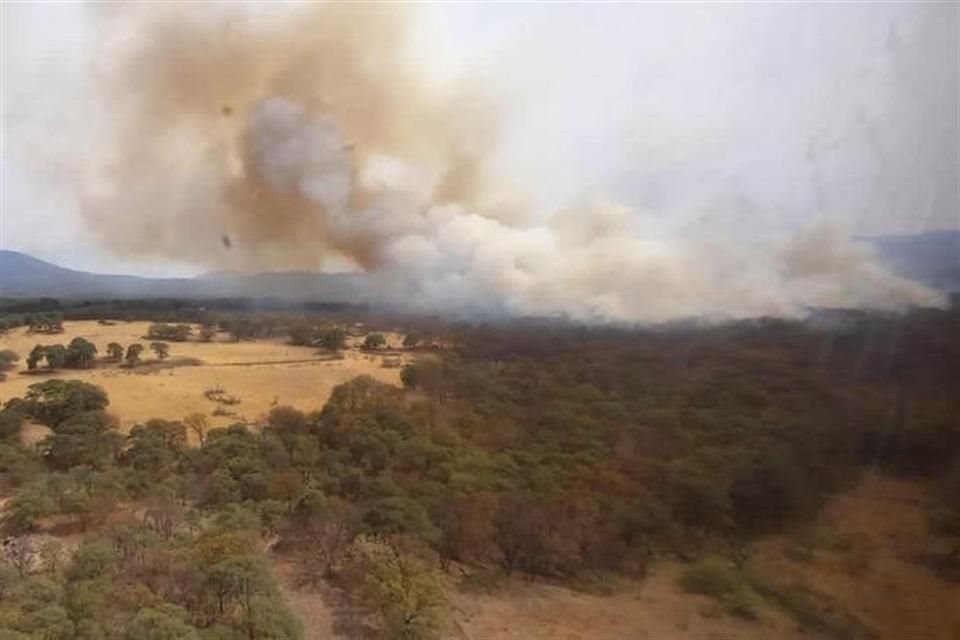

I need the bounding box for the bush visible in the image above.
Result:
[679,556,740,597]
[680,556,759,620]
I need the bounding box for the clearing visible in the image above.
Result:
[0,320,406,431]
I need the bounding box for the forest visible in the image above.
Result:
[0,301,958,639]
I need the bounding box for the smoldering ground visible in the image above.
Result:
[12,3,956,322]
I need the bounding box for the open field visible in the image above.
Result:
[0,320,406,431]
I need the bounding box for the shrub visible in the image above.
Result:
[680,556,759,620]
[679,556,740,597]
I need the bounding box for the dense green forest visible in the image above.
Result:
[1,303,958,639]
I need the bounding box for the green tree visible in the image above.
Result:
[106,342,125,361]
[0,405,26,442]
[2,485,54,534]
[124,420,187,476]
[125,343,145,367]
[24,380,109,427]
[43,345,67,370]
[40,411,122,470]
[346,536,446,640]
[123,604,199,640]
[150,342,170,361]
[316,327,347,351]
[26,344,45,371]
[0,349,19,379]
[18,604,74,640]
[402,333,421,348]
[66,337,98,369]
[147,323,192,342]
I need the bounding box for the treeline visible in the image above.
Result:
[0,297,364,325]
[15,339,172,373]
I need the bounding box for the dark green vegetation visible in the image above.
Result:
[25,339,98,372]
[1,303,958,639]
[18,337,171,373]
[146,323,193,342]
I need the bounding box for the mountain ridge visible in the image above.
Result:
[1,229,957,301]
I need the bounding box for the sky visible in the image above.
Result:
[1,1,958,278]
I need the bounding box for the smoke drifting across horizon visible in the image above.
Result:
[73,4,945,321]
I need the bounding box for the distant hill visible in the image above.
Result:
[859,230,960,293]
[2,230,957,302]
[0,250,368,301]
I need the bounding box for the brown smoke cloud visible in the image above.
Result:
[71,3,943,322]
[83,3,496,271]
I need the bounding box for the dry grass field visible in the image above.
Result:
[0,321,406,432]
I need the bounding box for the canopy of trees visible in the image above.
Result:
[146,323,192,342]
[0,303,957,639]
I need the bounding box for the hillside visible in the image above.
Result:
[0,250,367,301]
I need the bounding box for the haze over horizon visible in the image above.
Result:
[2,3,957,321]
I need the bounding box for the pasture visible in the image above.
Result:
[0,320,405,431]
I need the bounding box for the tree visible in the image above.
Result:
[184,413,209,446]
[24,380,109,427]
[2,486,54,535]
[124,420,187,476]
[203,553,301,639]
[431,492,497,570]
[316,327,347,351]
[147,323,192,342]
[0,349,19,379]
[106,342,125,361]
[18,604,74,640]
[26,344,45,371]
[363,333,387,350]
[199,326,217,343]
[66,337,98,369]
[291,494,359,579]
[43,345,67,370]
[346,536,446,640]
[403,333,421,348]
[123,604,199,640]
[126,343,145,367]
[150,342,170,361]
[400,365,420,390]
[40,411,122,470]
[287,322,315,347]
[0,405,26,442]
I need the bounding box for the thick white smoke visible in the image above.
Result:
[3,3,951,322]
[247,97,942,323]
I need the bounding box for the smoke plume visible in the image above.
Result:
[77,4,942,322]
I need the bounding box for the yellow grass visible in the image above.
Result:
[0,321,406,431]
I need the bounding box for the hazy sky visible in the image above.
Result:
[2,2,958,277]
